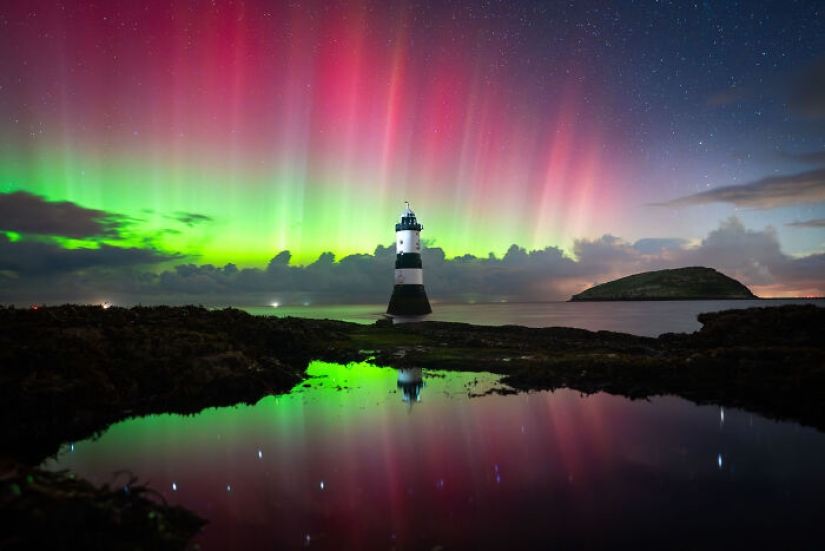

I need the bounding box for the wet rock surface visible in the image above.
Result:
[1,461,206,550]
[1,302,823,548]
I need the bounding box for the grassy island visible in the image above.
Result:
[1,302,823,548]
[570,266,758,301]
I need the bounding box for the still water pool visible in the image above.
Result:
[45,361,825,549]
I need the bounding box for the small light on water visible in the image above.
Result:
[227,484,231,492]
[271,302,280,308]
[320,480,324,490]
[258,449,263,459]
[172,482,177,491]
[718,453,723,470]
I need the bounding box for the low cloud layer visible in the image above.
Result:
[0,234,179,277]
[655,168,825,210]
[0,192,182,292]
[2,215,823,305]
[0,191,121,238]
[786,218,825,228]
[173,212,214,227]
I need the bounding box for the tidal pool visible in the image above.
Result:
[45,361,825,549]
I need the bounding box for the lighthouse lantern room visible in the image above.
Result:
[387,202,432,315]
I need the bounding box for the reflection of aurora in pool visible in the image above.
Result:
[44,361,825,549]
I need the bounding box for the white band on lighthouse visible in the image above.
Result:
[395,268,424,285]
[396,230,421,254]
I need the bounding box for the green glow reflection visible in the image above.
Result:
[299,360,400,392]
[46,361,507,471]
[293,360,505,405]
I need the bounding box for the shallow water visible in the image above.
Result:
[244,298,825,337]
[45,361,825,549]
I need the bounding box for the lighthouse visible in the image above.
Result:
[387,202,432,315]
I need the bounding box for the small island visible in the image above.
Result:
[570,266,757,301]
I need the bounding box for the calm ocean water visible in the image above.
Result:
[243,298,824,337]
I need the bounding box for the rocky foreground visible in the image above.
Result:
[1,303,824,548]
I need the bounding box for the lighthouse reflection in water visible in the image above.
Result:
[45,360,825,550]
[396,367,424,409]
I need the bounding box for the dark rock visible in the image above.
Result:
[0,462,206,550]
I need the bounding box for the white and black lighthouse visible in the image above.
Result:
[387,202,432,315]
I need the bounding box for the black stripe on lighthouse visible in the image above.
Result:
[387,202,432,315]
[395,254,422,269]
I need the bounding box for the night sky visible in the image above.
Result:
[1,0,824,303]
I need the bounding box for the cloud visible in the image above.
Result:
[0,234,181,277]
[771,253,825,292]
[786,218,825,228]
[1,217,823,304]
[632,238,689,255]
[0,192,185,295]
[173,212,214,227]
[555,217,822,295]
[0,191,121,238]
[677,217,785,286]
[787,55,825,119]
[572,235,642,274]
[654,168,825,209]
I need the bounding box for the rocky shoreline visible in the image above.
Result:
[1,303,823,548]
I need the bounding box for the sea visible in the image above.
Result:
[242,298,824,337]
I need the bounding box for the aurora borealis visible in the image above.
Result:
[2,0,825,302]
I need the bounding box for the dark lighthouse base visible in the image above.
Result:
[387,284,432,315]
